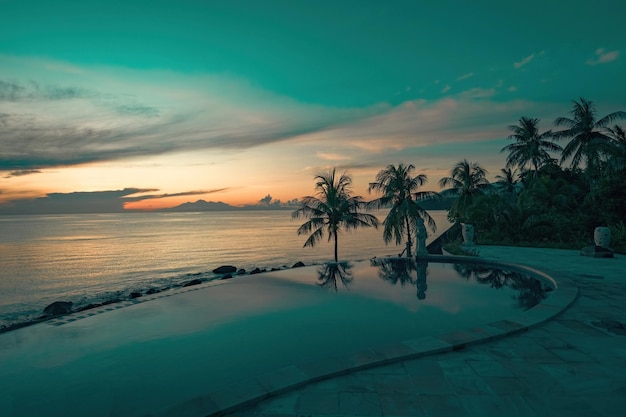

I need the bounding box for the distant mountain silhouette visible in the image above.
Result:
[161,199,294,212]
[161,199,238,212]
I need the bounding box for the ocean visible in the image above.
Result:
[0,209,450,329]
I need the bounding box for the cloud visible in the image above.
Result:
[441,85,451,93]
[587,48,620,65]
[316,152,351,161]
[0,187,226,214]
[514,53,535,69]
[4,169,42,178]
[0,188,151,214]
[456,72,474,81]
[0,56,382,171]
[123,189,229,202]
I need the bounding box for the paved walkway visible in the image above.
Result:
[226,246,626,417]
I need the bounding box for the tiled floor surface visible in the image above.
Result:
[226,246,626,417]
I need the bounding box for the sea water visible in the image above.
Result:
[0,209,450,328]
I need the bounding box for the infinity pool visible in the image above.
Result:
[0,258,552,417]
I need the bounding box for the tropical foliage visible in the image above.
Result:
[553,98,626,179]
[439,159,491,223]
[463,97,626,252]
[501,117,561,177]
[368,163,438,257]
[292,169,378,262]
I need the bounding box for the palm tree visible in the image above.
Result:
[501,117,562,178]
[368,163,438,257]
[494,167,519,195]
[553,98,626,178]
[439,159,491,223]
[292,168,379,262]
[605,125,626,173]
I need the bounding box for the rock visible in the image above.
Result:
[250,267,262,275]
[271,267,281,271]
[580,245,614,258]
[292,261,305,268]
[145,288,160,295]
[212,265,237,274]
[236,269,246,275]
[221,273,233,280]
[43,301,73,316]
[129,292,142,299]
[183,279,202,287]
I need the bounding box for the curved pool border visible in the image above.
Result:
[160,254,579,417]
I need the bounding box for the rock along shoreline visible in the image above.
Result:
[0,260,310,335]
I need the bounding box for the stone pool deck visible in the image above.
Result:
[228,246,626,417]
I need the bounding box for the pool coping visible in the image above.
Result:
[153,254,579,417]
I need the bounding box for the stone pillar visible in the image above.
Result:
[461,223,475,246]
[594,227,611,248]
[416,217,427,257]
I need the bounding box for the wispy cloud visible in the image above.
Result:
[441,85,451,93]
[4,169,42,178]
[0,56,381,171]
[456,72,474,81]
[514,53,535,69]
[316,152,351,161]
[123,189,226,202]
[587,48,620,65]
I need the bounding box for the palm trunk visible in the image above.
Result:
[405,216,412,258]
[334,232,338,262]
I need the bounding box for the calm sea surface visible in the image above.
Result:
[0,209,450,328]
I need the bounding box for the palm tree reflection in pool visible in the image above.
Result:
[317,261,354,291]
[372,257,429,300]
[453,263,548,310]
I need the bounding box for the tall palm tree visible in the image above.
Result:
[553,98,626,178]
[292,168,378,262]
[368,163,438,257]
[439,159,491,223]
[501,117,561,178]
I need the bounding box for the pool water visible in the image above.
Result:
[0,258,551,417]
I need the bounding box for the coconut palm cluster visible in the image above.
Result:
[292,98,626,259]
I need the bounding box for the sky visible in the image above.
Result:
[1,0,625,213]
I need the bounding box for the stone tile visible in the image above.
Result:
[468,360,514,377]
[457,394,510,417]
[514,344,565,363]
[549,347,594,362]
[378,393,424,417]
[482,376,531,395]
[370,373,415,394]
[403,358,445,377]
[338,392,382,416]
[297,390,339,415]
[437,358,476,376]
[409,375,455,395]
[446,375,494,395]
[418,393,471,417]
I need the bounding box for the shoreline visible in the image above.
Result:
[1,254,397,335]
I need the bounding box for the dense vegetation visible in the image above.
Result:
[294,98,626,258]
[460,98,626,252]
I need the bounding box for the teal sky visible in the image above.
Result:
[1,0,625,211]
